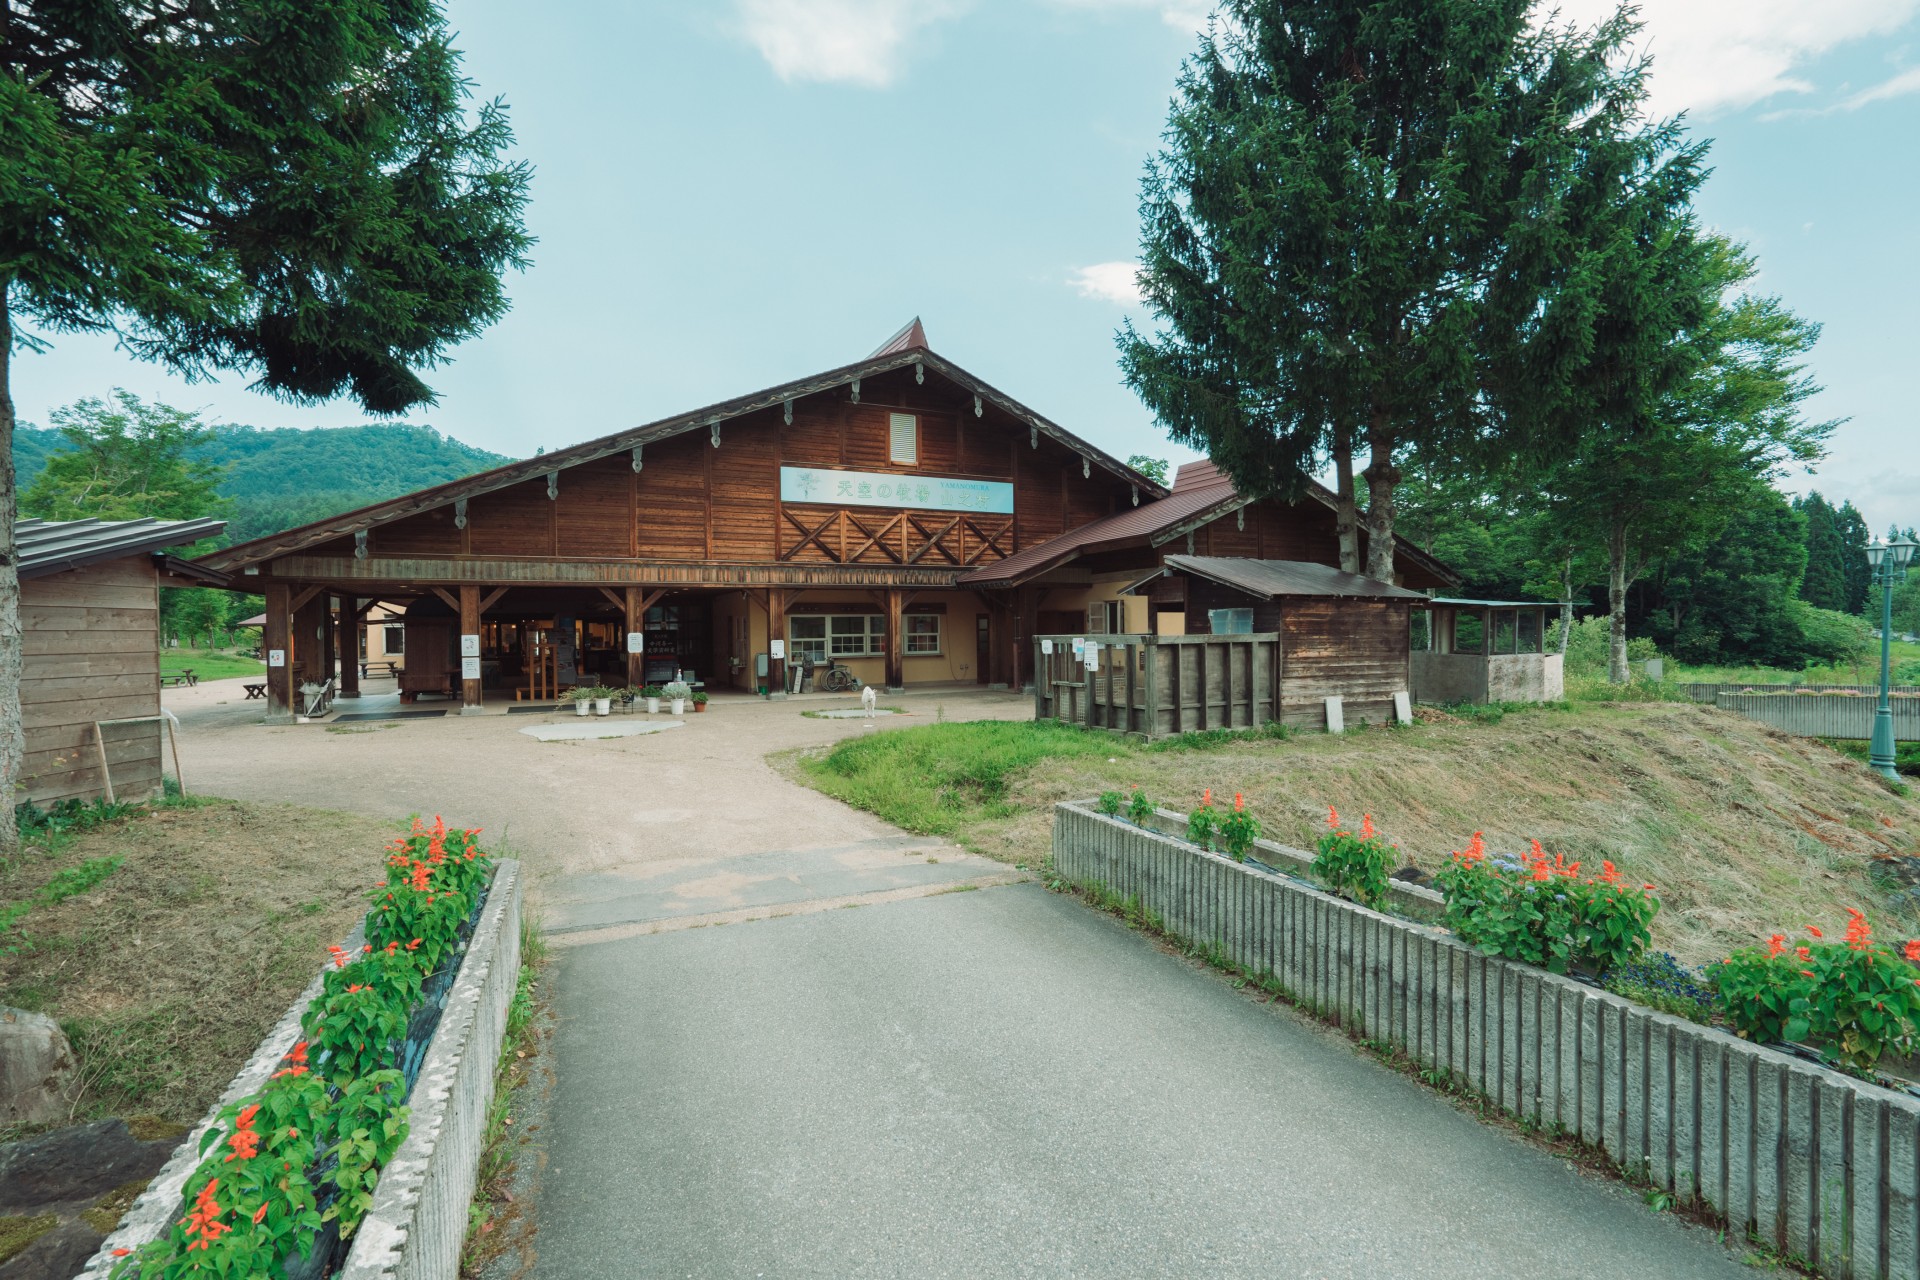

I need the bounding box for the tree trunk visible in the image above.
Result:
[1361,413,1400,583]
[1332,430,1360,574]
[1606,521,1631,684]
[1558,552,1574,655]
[0,284,20,853]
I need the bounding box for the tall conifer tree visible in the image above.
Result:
[1,3,531,846]
[1121,0,1664,581]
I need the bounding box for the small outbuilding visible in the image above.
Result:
[1032,555,1423,738]
[17,517,228,805]
[1410,598,1565,704]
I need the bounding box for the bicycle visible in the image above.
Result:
[819,660,860,693]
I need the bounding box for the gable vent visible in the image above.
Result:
[889,412,918,465]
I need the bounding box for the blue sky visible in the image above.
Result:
[18,0,1920,533]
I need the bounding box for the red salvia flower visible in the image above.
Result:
[1767,935,1786,958]
[252,1203,269,1224]
[1806,925,1825,939]
[1233,793,1244,812]
[1846,909,1873,951]
[1326,804,1339,829]
[1360,814,1374,839]
[182,1178,228,1251]
[1905,940,1920,963]
[1797,946,1812,960]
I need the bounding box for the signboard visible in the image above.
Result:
[769,639,786,660]
[268,650,286,668]
[779,466,1013,515]
[460,633,480,658]
[1086,644,1101,672]
[1071,637,1085,656]
[626,631,644,654]
[461,656,481,680]
[1040,639,1053,655]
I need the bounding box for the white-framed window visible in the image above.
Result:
[384,624,405,655]
[790,614,886,661]
[788,616,828,666]
[889,412,918,465]
[905,614,941,655]
[1087,601,1124,634]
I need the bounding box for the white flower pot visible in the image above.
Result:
[594,698,611,716]
[574,701,590,717]
[671,698,685,716]
[646,697,661,714]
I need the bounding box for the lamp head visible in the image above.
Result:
[1866,537,1889,568]
[1893,535,1918,570]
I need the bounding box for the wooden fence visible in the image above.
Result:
[1033,633,1279,739]
[1715,691,1920,742]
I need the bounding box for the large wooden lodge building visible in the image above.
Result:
[199,322,1457,719]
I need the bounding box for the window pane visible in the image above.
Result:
[889,412,918,465]
[790,617,826,638]
[792,638,826,665]
[829,616,867,636]
[906,615,939,654]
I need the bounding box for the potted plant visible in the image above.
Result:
[663,679,691,716]
[641,684,664,713]
[591,685,613,717]
[567,687,594,717]
[691,691,709,713]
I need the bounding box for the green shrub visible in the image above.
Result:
[1126,786,1155,824]
[1217,794,1261,862]
[1186,792,1220,850]
[1096,790,1123,817]
[1433,835,1657,974]
[1718,912,1920,1073]
[1311,807,1394,908]
[1790,600,1873,666]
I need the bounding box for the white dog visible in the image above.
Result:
[861,685,877,717]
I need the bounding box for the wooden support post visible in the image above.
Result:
[767,588,788,697]
[884,588,905,692]
[625,586,646,692]
[338,597,362,699]
[459,584,484,715]
[263,581,294,723]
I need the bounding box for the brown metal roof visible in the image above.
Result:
[958,464,1459,590]
[869,316,929,358]
[1148,556,1428,600]
[17,517,228,581]
[198,328,1171,572]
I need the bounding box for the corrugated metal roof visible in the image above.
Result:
[1424,597,1559,609]
[1154,556,1428,600]
[17,517,227,580]
[200,331,1170,572]
[958,471,1241,587]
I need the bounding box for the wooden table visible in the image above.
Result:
[243,682,266,700]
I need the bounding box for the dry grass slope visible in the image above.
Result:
[0,800,401,1132]
[890,703,1920,967]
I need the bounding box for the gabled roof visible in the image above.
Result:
[198,324,1171,571]
[1135,556,1428,601]
[18,517,228,581]
[958,459,1459,589]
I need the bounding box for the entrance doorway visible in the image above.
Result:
[976,614,990,684]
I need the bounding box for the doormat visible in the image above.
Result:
[507,705,565,714]
[332,710,449,722]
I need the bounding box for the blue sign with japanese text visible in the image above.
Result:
[779,466,1014,515]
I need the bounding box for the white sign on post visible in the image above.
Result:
[626,632,644,654]
[460,633,480,658]
[268,650,286,668]
[1086,644,1101,672]
[1071,637,1085,656]
[1040,639,1053,655]
[461,655,481,680]
[770,639,786,660]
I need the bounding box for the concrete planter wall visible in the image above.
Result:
[1054,803,1920,1279]
[77,860,522,1280]
[1716,692,1920,742]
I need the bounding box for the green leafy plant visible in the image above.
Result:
[1096,790,1124,817]
[325,1069,410,1236]
[1126,786,1155,825]
[1719,912,1920,1072]
[1433,834,1658,974]
[640,685,664,699]
[1312,806,1394,907]
[663,680,691,700]
[691,691,709,705]
[1218,793,1261,862]
[1185,790,1220,849]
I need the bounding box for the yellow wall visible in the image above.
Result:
[1032,571,1149,634]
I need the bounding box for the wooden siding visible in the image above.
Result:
[469,477,557,558]
[20,558,163,805]
[1278,598,1411,728]
[556,456,636,559]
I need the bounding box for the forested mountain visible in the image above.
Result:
[13,421,513,545]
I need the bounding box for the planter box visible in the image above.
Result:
[1053,802,1920,1279]
[78,861,523,1280]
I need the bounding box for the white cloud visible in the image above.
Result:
[735,0,964,88]
[1835,63,1920,108]
[1550,0,1920,116]
[1071,261,1144,305]
[1048,0,1214,30]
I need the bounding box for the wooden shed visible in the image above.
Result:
[17,517,228,805]
[1033,555,1422,738]
[1410,597,1565,704]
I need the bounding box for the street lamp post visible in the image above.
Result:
[1866,533,1917,781]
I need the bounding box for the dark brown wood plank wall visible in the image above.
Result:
[20,558,163,805]
[633,432,709,560]
[469,477,557,557]
[556,455,638,558]
[710,410,780,560]
[1278,598,1411,726]
[377,506,462,557]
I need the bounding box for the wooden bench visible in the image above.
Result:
[161,669,197,688]
[360,660,401,679]
[243,682,267,700]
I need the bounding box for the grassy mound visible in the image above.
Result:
[795,702,1920,966]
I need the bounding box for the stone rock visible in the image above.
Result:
[0,1218,104,1280]
[1390,864,1433,888]
[0,1011,74,1129]
[0,1122,173,1213]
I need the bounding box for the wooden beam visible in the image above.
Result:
[625,586,646,691]
[431,586,460,612]
[480,587,509,613]
[767,588,788,696]
[596,587,626,611]
[338,597,361,699]
[290,584,326,612]
[264,581,293,721]
[459,585,483,714]
[884,588,905,691]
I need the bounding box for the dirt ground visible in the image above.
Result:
[0,799,398,1130]
[954,702,1920,968]
[160,678,1037,922]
